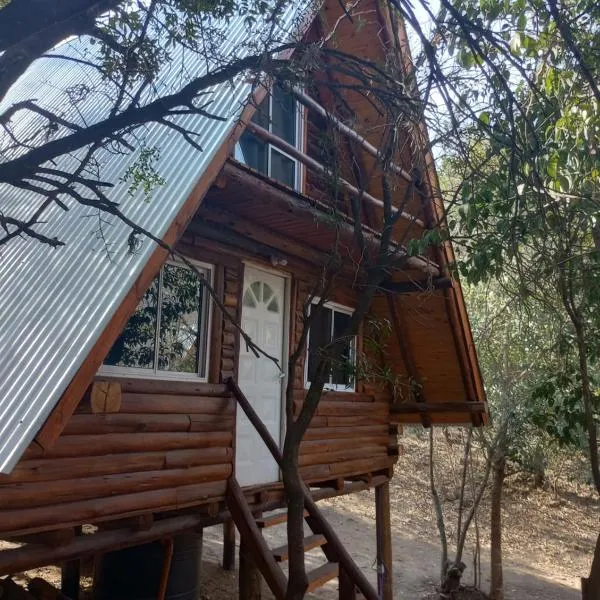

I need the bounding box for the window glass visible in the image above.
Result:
[331,311,353,386]
[307,304,332,383]
[270,149,296,189]
[238,130,268,175]
[271,85,296,145]
[158,264,202,374]
[307,304,355,389]
[103,262,211,378]
[104,278,159,369]
[235,87,300,189]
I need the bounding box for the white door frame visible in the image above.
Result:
[238,261,291,483]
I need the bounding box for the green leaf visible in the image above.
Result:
[547,152,559,180]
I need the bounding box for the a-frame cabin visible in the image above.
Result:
[0,0,486,598]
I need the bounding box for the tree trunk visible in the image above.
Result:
[582,532,600,600]
[282,433,309,600]
[489,454,506,600]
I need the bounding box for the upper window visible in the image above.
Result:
[103,260,212,379]
[306,302,356,391]
[235,85,303,191]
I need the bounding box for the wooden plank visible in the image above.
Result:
[24,431,232,459]
[271,534,326,562]
[209,264,226,384]
[0,480,227,536]
[226,478,287,600]
[113,380,229,396]
[0,464,232,509]
[306,562,339,592]
[256,510,308,529]
[294,401,388,417]
[300,436,388,455]
[7,447,232,484]
[303,426,388,441]
[391,401,487,414]
[117,394,234,415]
[298,445,384,467]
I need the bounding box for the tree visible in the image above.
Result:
[4,0,600,598]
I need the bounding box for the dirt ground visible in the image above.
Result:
[3,432,597,599]
[201,433,597,599]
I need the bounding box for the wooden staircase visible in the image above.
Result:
[226,379,378,600]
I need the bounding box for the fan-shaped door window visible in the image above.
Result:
[243,280,280,314]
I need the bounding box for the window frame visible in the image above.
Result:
[304,300,357,393]
[99,258,214,381]
[235,87,305,192]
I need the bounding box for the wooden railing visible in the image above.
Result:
[227,377,380,600]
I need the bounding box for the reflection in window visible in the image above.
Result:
[307,303,356,390]
[104,261,211,378]
[104,279,159,370]
[236,85,302,190]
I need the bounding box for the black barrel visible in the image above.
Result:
[93,532,202,600]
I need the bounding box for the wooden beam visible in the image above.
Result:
[375,482,393,600]
[223,519,236,571]
[60,526,81,599]
[381,277,453,294]
[245,120,425,229]
[226,479,287,600]
[219,161,439,276]
[390,402,487,415]
[291,88,413,184]
[0,477,388,577]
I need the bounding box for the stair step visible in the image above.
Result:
[306,562,339,592]
[272,534,327,561]
[256,510,308,529]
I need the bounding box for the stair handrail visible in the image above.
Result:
[227,377,379,600]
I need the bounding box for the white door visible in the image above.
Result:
[236,266,286,487]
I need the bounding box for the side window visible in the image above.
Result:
[306,302,356,391]
[235,85,303,191]
[103,261,212,379]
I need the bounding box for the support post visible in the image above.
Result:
[223,519,236,571]
[61,526,82,599]
[375,482,393,600]
[239,535,262,600]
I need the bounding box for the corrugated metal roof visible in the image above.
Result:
[0,3,312,473]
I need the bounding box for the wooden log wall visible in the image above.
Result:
[292,280,398,483]
[0,240,399,540]
[0,380,235,538]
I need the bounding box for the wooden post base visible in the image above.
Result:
[223,520,236,571]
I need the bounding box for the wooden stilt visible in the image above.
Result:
[239,535,262,600]
[375,482,393,600]
[223,519,236,571]
[157,538,174,600]
[61,526,82,600]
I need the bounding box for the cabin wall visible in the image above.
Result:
[0,238,397,538]
[292,279,398,483]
